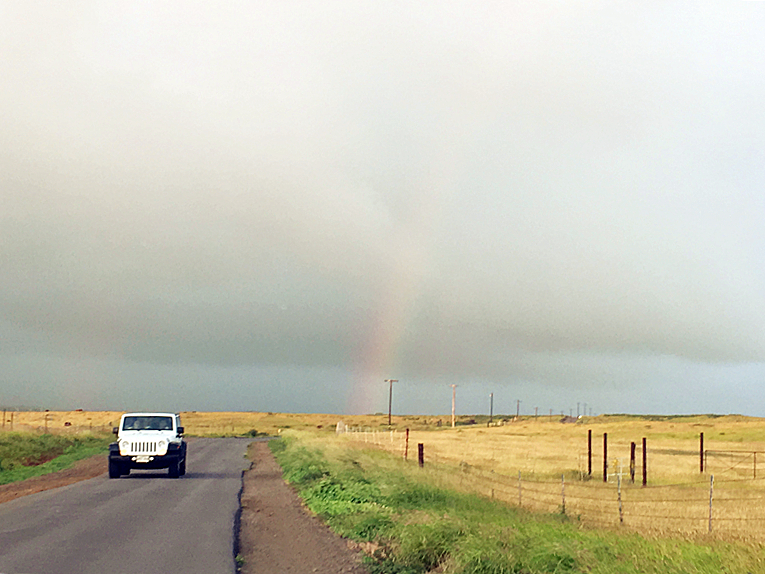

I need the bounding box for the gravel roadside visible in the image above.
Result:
[239,441,369,574]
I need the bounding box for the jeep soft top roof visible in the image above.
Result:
[120,412,178,418]
[120,413,179,431]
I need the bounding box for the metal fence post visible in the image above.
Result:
[518,470,522,507]
[708,475,714,533]
[617,468,624,524]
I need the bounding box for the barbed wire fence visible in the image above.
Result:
[337,426,765,540]
[0,409,114,435]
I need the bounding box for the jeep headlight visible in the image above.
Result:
[119,440,130,455]
[157,439,168,455]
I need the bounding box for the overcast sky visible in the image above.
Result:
[2,2,765,416]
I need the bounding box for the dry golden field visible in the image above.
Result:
[0,409,405,437]
[336,414,765,541]
[5,409,765,540]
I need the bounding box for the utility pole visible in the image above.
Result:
[516,399,521,419]
[577,402,580,418]
[451,385,457,428]
[489,393,493,425]
[385,379,398,426]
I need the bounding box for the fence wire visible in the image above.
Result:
[340,429,765,539]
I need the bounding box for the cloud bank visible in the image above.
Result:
[2,2,765,413]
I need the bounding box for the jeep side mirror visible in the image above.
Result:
[177,426,184,435]
[112,427,119,436]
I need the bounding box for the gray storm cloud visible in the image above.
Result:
[2,2,765,412]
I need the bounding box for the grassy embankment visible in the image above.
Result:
[270,432,765,574]
[0,432,110,486]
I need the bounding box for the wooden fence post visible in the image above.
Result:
[700,432,704,473]
[561,474,566,515]
[404,428,410,460]
[588,429,592,477]
[642,437,647,487]
[630,442,636,483]
[418,443,424,467]
[603,433,608,482]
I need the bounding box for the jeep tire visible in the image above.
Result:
[108,460,121,479]
[168,459,181,478]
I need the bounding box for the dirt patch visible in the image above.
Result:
[239,441,369,574]
[0,454,106,505]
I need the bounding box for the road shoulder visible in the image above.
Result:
[0,454,106,505]
[239,441,368,574]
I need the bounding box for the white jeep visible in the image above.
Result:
[108,412,187,478]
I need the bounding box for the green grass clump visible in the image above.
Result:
[269,436,765,574]
[0,433,110,485]
[272,438,330,484]
[0,432,72,469]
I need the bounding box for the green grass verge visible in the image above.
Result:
[0,433,110,486]
[269,436,765,574]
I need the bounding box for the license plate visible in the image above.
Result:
[135,455,151,463]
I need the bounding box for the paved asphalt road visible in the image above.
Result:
[0,438,252,574]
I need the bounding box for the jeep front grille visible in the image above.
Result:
[129,442,157,454]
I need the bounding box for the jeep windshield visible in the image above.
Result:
[122,416,174,431]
